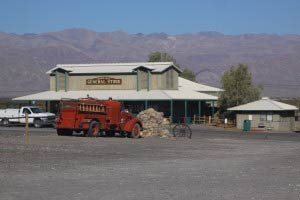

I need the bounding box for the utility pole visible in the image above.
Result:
[25,113,29,136]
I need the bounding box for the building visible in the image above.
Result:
[228,97,299,131]
[178,76,222,97]
[13,62,222,121]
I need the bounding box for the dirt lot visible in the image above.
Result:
[0,126,300,200]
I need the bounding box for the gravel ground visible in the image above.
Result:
[0,126,300,200]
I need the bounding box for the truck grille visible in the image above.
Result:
[47,116,55,120]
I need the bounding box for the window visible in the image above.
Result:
[295,111,300,121]
[266,112,273,121]
[260,112,273,122]
[248,115,253,120]
[260,113,266,121]
[22,108,31,114]
[31,107,42,113]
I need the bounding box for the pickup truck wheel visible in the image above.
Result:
[33,119,42,128]
[83,130,88,137]
[130,123,141,139]
[2,118,9,126]
[65,129,73,136]
[57,129,64,136]
[87,121,100,137]
[106,130,115,137]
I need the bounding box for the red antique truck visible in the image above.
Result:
[55,97,142,138]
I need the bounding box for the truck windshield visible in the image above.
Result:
[30,107,42,113]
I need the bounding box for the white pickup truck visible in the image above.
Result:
[0,106,55,128]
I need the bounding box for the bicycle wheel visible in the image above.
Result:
[172,124,180,137]
[173,124,192,139]
[184,125,192,139]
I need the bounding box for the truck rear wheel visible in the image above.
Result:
[57,129,73,136]
[130,123,141,139]
[2,118,9,126]
[87,121,100,137]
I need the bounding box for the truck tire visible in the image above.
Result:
[2,118,9,127]
[106,130,115,137]
[33,119,42,128]
[130,123,141,139]
[57,129,73,136]
[57,129,64,136]
[83,130,88,137]
[87,121,100,137]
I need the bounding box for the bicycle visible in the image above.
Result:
[172,117,192,139]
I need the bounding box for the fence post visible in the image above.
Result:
[25,113,29,136]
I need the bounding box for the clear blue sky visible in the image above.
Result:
[0,0,299,35]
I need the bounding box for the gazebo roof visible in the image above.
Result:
[228,97,298,111]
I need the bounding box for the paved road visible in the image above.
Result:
[0,126,300,200]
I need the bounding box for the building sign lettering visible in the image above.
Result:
[86,77,122,85]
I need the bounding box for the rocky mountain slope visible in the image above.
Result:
[0,28,300,98]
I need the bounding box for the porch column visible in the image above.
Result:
[184,100,187,119]
[45,101,48,112]
[170,100,173,122]
[198,101,202,117]
[211,101,215,117]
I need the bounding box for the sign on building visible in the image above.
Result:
[86,77,122,85]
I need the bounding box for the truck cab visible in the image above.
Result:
[20,106,55,127]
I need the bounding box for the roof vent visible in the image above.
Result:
[262,97,270,100]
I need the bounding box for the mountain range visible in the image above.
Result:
[0,28,300,98]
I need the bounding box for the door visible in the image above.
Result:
[20,108,33,123]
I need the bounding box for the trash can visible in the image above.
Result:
[243,120,251,131]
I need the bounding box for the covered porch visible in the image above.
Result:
[13,89,218,123]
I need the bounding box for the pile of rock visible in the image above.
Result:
[137,108,172,138]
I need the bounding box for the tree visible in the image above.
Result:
[148,51,175,63]
[147,51,196,82]
[218,64,262,115]
[180,68,196,82]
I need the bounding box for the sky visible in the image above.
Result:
[0,0,300,35]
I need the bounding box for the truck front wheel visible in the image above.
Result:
[130,123,141,139]
[87,121,100,137]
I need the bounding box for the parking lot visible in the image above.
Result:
[0,126,300,200]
